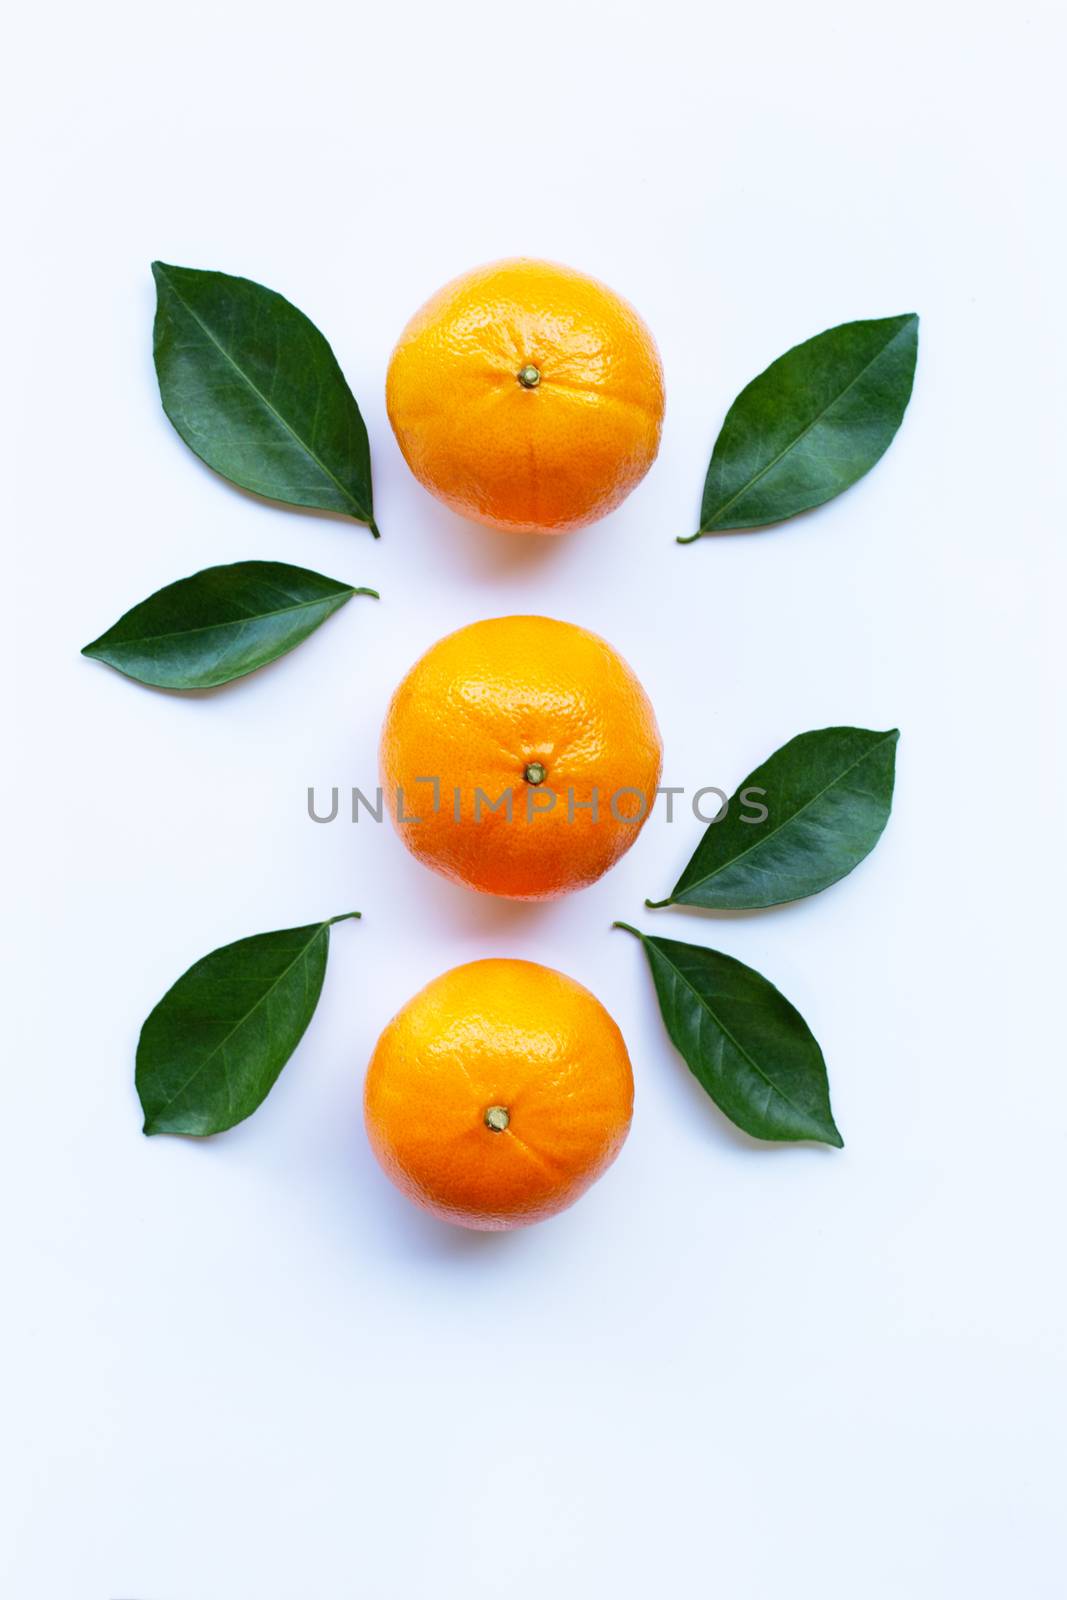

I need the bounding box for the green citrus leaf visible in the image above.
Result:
[82,560,377,690]
[136,914,359,1136]
[649,727,899,911]
[616,925,842,1146]
[682,313,918,539]
[152,262,379,532]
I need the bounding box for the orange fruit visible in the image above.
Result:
[364,959,634,1230]
[385,257,665,534]
[379,615,663,900]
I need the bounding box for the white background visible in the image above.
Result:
[4,1,1065,1595]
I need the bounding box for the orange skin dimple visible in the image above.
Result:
[385,258,665,534]
[379,615,663,900]
[363,959,635,1230]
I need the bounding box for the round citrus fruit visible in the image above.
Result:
[379,615,663,900]
[385,257,665,534]
[364,959,634,1230]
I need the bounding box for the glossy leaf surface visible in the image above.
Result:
[152,262,378,531]
[617,925,842,1146]
[82,560,376,689]
[651,727,899,910]
[137,914,358,1136]
[684,314,918,537]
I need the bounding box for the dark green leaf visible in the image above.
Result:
[681,313,918,539]
[82,560,377,690]
[649,727,899,911]
[137,913,359,1136]
[615,924,842,1146]
[152,262,379,533]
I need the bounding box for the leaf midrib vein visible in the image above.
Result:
[705,319,914,528]
[660,948,820,1130]
[677,732,896,900]
[145,925,327,1123]
[159,268,367,518]
[98,590,352,651]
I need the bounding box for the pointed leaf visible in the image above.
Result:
[682,313,918,538]
[152,262,378,532]
[82,560,376,690]
[651,727,899,911]
[136,914,359,1136]
[616,925,842,1146]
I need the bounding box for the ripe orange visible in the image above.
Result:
[379,615,663,900]
[385,257,665,534]
[364,959,634,1230]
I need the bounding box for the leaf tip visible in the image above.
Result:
[368,518,382,539]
